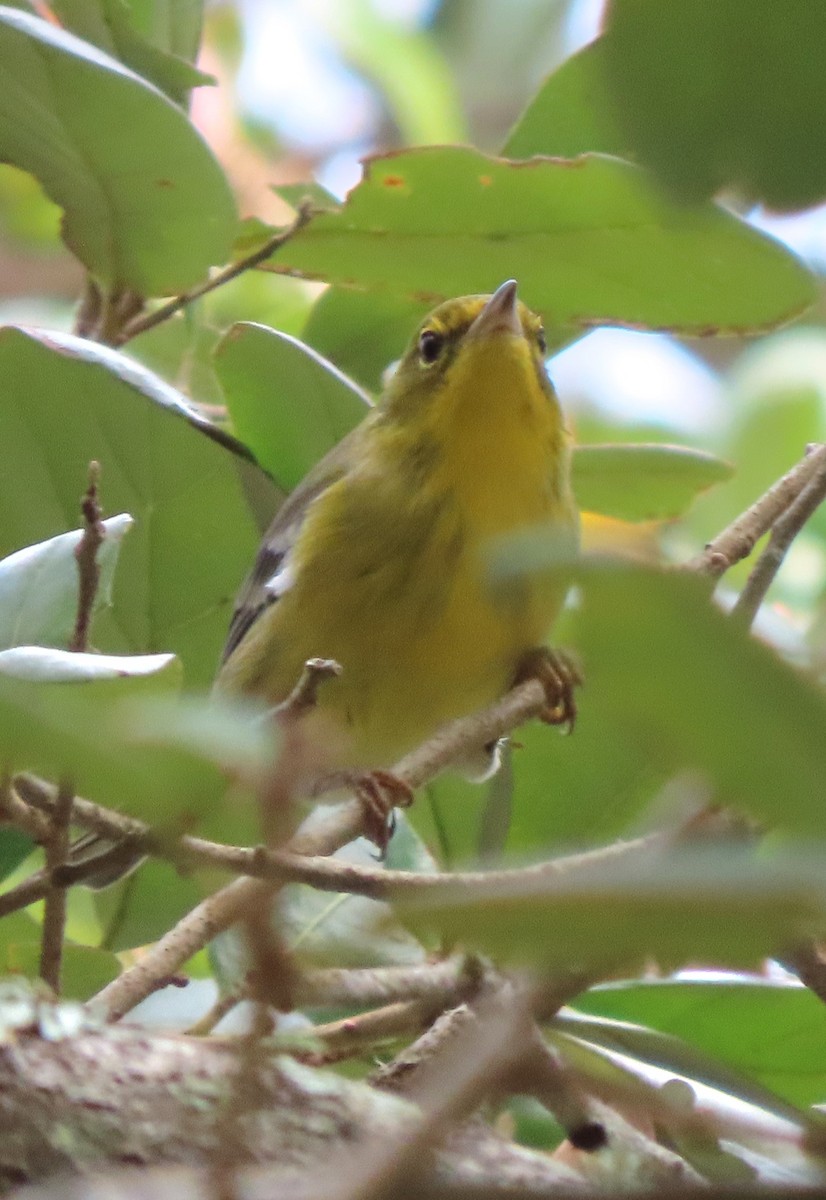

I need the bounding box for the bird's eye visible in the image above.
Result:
[536,327,547,356]
[418,329,444,365]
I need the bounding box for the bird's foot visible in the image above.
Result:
[353,769,414,856]
[514,647,583,733]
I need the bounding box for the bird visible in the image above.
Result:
[216,279,580,845]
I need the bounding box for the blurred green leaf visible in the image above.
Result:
[694,333,826,550]
[272,182,340,214]
[602,0,826,210]
[214,322,370,491]
[504,39,625,159]
[0,6,236,293]
[0,327,280,686]
[267,147,814,335]
[573,977,826,1108]
[577,564,826,834]
[500,707,664,857]
[0,651,188,809]
[124,0,204,63]
[506,1095,565,1152]
[1,935,120,999]
[125,312,224,407]
[49,0,213,104]
[0,828,34,884]
[573,444,734,521]
[95,856,206,951]
[0,514,133,651]
[0,662,242,837]
[552,1014,820,1140]
[122,691,278,781]
[303,287,430,393]
[396,844,826,972]
[324,0,466,145]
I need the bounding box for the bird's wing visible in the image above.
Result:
[221,427,365,663]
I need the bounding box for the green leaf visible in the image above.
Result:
[123,692,278,779]
[214,322,371,491]
[601,0,826,211]
[0,828,34,884]
[94,856,206,952]
[303,287,431,393]
[576,564,826,835]
[0,656,243,835]
[264,146,814,335]
[124,0,204,64]
[272,182,340,214]
[0,327,281,686]
[573,977,826,1109]
[0,649,178,798]
[48,0,213,104]
[1,938,121,1000]
[504,39,625,159]
[0,514,133,651]
[551,1018,822,1146]
[572,444,734,521]
[0,6,236,293]
[396,845,826,973]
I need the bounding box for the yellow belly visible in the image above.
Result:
[223,485,577,769]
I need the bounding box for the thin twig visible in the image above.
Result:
[731,456,826,628]
[0,774,50,843]
[69,461,105,653]
[297,959,482,1010]
[38,778,75,994]
[317,984,542,1200]
[276,657,342,723]
[306,999,438,1059]
[374,975,597,1142]
[686,442,826,579]
[115,203,316,346]
[0,868,56,919]
[18,770,664,902]
[93,877,266,1020]
[511,1024,605,1151]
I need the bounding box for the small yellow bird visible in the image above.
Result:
[217,281,580,835]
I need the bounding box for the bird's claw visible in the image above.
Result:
[515,647,583,734]
[354,769,414,857]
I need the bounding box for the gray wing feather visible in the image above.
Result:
[221,430,362,663]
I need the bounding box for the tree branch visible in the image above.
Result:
[38,778,74,994]
[730,454,826,628]
[686,442,826,579]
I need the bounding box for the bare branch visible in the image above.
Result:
[686,442,826,579]
[38,778,75,994]
[731,455,826,627]
[0,773,50,842]
[69,461,105,653]
[276,657,342,723]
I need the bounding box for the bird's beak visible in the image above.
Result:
[469,279,521,339]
